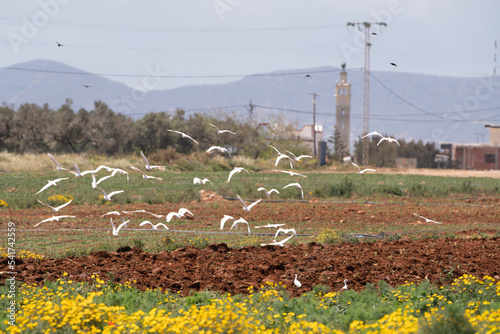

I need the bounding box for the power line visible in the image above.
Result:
[0,66,347,79]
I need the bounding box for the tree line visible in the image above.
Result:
[0,99,301,159]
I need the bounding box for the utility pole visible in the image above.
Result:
[246,100,254,120]
[310,93,318,156]
[347,21,387,165]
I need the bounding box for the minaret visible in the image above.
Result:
[334,63,351,156]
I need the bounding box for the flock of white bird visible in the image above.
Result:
[33,125,444,290]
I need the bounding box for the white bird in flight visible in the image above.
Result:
[37,199,72,212]
[260,234,295,247]
[110,216,129,236]
[98,187,124,202]
[139,221,169,230]
[109,168,130,182]
[209,123,236,135]
[166,208,193,222]
[122,209,163,219]
[193,177,213,186]
[36,177,69,194]
[236,195,262,212]
[257,187,280,197]
[268,145,294,169]
[130,166,163,180]
[220,215,235,230]
[206,146,232,157]
[167,129,199,144]
[274,170,307,178]
[351,162,376,174]
[230,217,251,234]
[34,215,76,227]
[254,223,286,229]
[285,151,313,162]
[91,173,113,189]
[140,151,165,171]
[275,228,297,238]
[413,213,442,224]
[377,136,400,147]
[101,211,121,217]
[227,167,250,183]
[294,275,302,288]
[47,153,70,173]
[361,131,383,139]
[282,183,304,200]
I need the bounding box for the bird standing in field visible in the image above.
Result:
[342,279,348,290]
[294,275,302,288]
[209,123,236,135]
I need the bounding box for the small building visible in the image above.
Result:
[440,124,500,170]
[293,124,324,154]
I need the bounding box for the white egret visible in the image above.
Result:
[36,177,69,194]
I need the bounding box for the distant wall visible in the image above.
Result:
[395,158,417,168]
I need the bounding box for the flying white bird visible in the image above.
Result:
[275,228,297,238]
[294,275,302,288]
[206,146,232,157]
[377,136,400,147]
[254,223,286,229]
[70,162,94,178]
[139,221,169,230]
[130,166,163,180]
[91,173,113,189]
[285,151,313,162]
[209,123,236,135]
[101,211,121,217]
[268,145,294,169]
[167,129,199,144]
[227,167,250,183]
[34,215,76,227]
[361,131,383,139]
[122,210,163,218]
[260,234,295,247]
[236,195,262,212]
[37,199,72,212]
[140,151,165,171]
[193,177,213,186]
[257,187,280,197]
[342,279,348,290]
[220,215,235,230]
[110,216,129,236]
[351,162,376,174]
[273,170,307,178]
[98,187,124,201]
[110,168,130,181]
[283,183,304,200]
[47,153,70,173]
[36,177,69,194]
[166,208,193,222]
[230,217,251,235]
[413,213,442,224]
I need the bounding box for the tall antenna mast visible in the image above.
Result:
[347,21,387,164]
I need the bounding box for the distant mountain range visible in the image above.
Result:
[1,59,500,150]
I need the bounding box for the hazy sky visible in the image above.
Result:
[1,1,498,90]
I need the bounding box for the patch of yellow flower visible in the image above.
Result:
[47,194,73,204]
[0,248,44,260]
[0,199,8,207]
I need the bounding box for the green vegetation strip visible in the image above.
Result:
[1,273,499,333]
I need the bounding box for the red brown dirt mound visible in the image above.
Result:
[3,237,499,297]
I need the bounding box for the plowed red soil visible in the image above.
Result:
[4,237,499,297]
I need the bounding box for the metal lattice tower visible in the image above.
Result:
[347,21,387,164]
